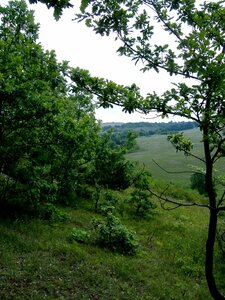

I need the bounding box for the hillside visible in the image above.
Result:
[1,126,225,299]
[127,128,225,189]
[0,199,218,299]
[102,121,198,137]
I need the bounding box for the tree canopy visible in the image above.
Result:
[0,0,135,217]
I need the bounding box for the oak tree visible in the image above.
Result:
[0,1,100,214]
[72,1,225,298]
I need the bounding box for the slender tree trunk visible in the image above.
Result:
[205,209,225,299]
[202,106,225,299]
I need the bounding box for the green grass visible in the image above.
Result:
[127,128,225,189]
[1,197,224,299]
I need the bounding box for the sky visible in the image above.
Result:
[2,0,185,123]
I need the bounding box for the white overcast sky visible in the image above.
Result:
[2,0,186,123]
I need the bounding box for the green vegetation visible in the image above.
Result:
[102,121,198,142]
[0,1,135,217]
[129,169,156,218]
[127,129,225,196]
[127,129,203,186]
[2,1,225,299]
[1,198,224,300]
[92,212,138,255]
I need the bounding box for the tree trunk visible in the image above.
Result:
[205,209,225,300]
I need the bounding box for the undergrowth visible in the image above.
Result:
[1,189,224,299]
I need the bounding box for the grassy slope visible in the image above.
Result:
[127,128,225,188]
[1,200,224,300]
[1,128,225,299]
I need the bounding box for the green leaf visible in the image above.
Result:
[80,0,90,13]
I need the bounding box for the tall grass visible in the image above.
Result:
[1,197,224,299]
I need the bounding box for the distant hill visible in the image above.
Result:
[102,121,198,138]
[102,122,124,127]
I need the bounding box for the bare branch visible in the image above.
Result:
[152,159,203,174]
[159,184,170,197]
[160,200,184,211]
[217,190,225,209]
[212,136,225,163]
[147,187,210,210]
[218,206,225,212]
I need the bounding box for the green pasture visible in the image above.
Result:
[127,128,225,189]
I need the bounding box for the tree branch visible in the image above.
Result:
[218,206,225,212]
[212,136,225,163]
[217,189,225,209]
[144,0,183,42]
[147,186,210,210]
[120,35,200,81]
[152,159,198,174]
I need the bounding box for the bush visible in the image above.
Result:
[37,203,69,222]
[99,191,118,215]
[190,173,207,195]
[130,169,156,217]
[86,133,135,190]
[190,172,217,198]
[69,228,90,243]
[130,189,156,217]
[92,213,138,255]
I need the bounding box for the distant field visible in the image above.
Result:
[127,128,225,188]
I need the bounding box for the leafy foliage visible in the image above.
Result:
[86,131,135,190]
[69,228,90,243]
[130,170,156,217]
[190,172,217,198]
[28,0,73,20]
[3,0,225,297]
[99,190,118,215]
[92,212,138,254]
[0,1,100,214]
[190,173,207,196]
[0,0,139,218]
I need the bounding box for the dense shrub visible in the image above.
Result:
[190,173,217,197]
[0,2,101,216]
[69,228,90,243]
[92,213,138,254]
[130,189,156,217]
[190,173,207,195]
[100,191,119,215]
[86,132,135,190]
[130,170,156,217]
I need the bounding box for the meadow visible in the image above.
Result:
[127,128,225,189]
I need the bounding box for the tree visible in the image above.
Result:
[69,1,225,298]
[86,130,135,190]
[0,1,101,215]
[0,0,65,211]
